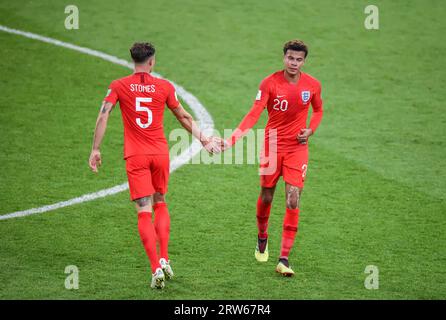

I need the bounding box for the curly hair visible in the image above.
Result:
[283,40,308,57]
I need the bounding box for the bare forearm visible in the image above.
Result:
[172,105,210,144]
[92,116,109,150]
[91,102,114,150]
[178,114,206,142]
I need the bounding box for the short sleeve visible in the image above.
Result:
[166,82,180,110]
[103,80,119,105]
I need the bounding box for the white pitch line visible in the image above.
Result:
[0,25,214,220]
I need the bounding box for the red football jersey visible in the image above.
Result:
[104,72,179,158]
[230,70,323,153]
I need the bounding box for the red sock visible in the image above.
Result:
[256,196,272,238]
[137,212,160,273]
[280,208,300,259]
[153,202,170,261]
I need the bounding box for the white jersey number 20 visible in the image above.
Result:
[135,97,153,128]
[273,98,288,112]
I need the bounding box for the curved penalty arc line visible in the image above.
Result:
[0,25,214,220]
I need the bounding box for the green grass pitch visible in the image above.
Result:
[0,0,445,299]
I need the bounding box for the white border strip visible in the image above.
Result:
[0,25,214,220]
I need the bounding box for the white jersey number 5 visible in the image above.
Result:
[135,97,153,128]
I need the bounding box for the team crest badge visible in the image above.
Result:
[301,90,310,103]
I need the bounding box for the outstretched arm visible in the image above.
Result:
[225,80,269,149]
[227,102,265,147]
[171,104,221,153]
[89,101,115,173]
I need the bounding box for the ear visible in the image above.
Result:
[149,56,156,67]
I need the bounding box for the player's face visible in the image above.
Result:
[283,50,306,75]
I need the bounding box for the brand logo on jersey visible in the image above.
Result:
[301,90,310,103]
[256,90,262,101]
[105,89,111,97]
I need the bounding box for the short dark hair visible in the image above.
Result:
[283,40,308,57]
[130,42,156,64]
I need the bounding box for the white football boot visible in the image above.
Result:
[150,267,165,289]
[160,258,174,280]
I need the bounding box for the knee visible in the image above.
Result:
[286,188,300,209]
[286,198,298,209]
[153,192,165,204]
[260,193,274,205]
[135,196,152,212]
